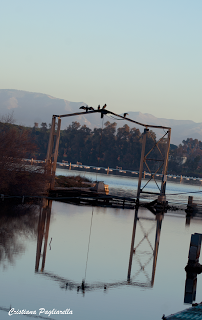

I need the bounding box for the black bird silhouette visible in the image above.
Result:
[102,104,107,109]
[123,113,128,118]
[79,105,89,112]
[98,105,100,110]
[89,106,94,110]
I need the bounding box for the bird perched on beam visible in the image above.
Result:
[98,105,100,110]
[80,105,86,110]
[123,113,128,118]
[102,104,107,109]
[88,106,94,110]
[79,105,89,112]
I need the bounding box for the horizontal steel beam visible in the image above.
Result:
[53,109,171,130]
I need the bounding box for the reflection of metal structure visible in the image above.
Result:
[127,207,163,286]
[35,201,162,291]
[46,108,171,201]
[36,270,153,294]
[35,199,52,272]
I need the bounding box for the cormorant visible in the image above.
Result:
[79,105,88,112]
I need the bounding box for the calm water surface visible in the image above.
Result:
[56,168,202,203]
[1,172,202,320]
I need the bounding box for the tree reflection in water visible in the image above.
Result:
[0,204,40,268]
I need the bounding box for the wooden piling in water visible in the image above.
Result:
[186,196,197,216]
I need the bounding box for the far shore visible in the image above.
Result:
[56,164,202,186]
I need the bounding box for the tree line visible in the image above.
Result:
[1,119,202,178]
[30,120,168,172]
[169,138,202,177]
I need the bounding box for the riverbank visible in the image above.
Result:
[58,163,202,184]
[25,159,202,185]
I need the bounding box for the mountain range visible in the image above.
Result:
[0,89,201,145]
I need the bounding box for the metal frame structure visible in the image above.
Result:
[46,107,171,201]
[137,127,171,201]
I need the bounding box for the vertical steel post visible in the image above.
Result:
[160,129,171,196]
[50,117,61,190]
[127,207,138,280]
[46,116,56,165]
[137,128,148,200]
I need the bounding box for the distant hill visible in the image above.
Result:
[0,89,97,128]
[0,89,202,145]
[123,111,202,145]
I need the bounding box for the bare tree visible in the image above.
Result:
[0,116,51,196]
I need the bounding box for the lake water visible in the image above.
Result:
[56,167,202,205]
[1,170,202,320]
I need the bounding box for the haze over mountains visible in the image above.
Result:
[0,89,201,145]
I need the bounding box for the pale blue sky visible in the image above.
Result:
[1,0,202,121]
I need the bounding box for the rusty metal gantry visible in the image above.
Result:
[46,107,171,201]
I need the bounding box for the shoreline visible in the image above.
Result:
[56,163,202,186]
[24,159,202,185]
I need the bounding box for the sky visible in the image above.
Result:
[0,0,202,121]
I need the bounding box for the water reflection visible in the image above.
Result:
[35,199,52,272]
[0,205,39,268]
[3,180,202,319]
[35,200,164,293]
[127,204,164,287]
[184,272,197,304]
